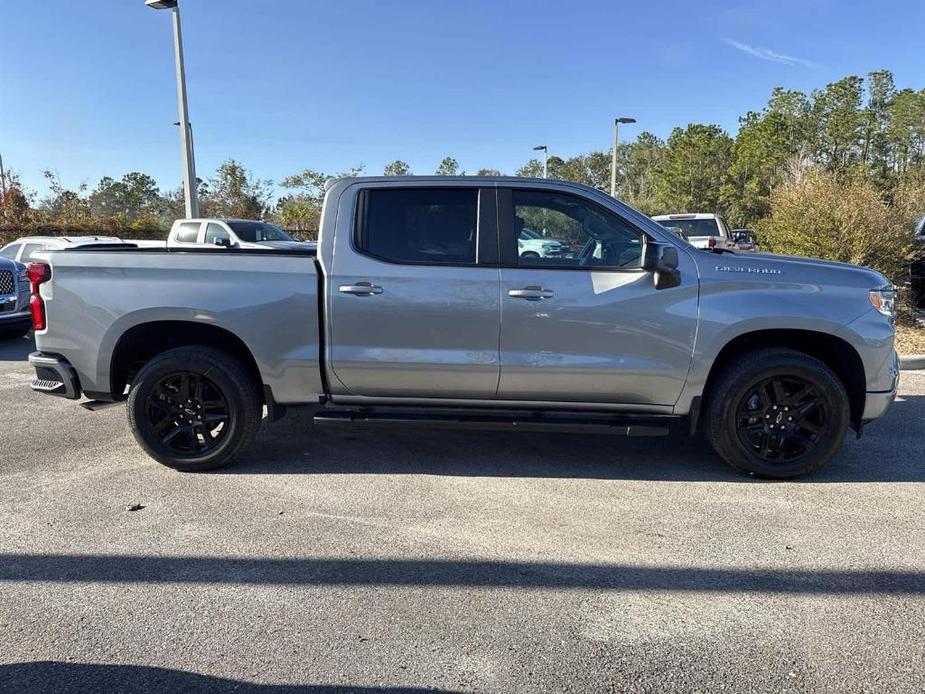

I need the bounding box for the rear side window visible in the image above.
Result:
[357,188,478,265]
[20,243,46,262]
[0,244,20,260]
[175,222,201,243]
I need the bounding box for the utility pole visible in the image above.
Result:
[147,0,199,217]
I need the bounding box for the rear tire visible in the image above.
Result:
[705,348,849,479]
[127,346,261,472]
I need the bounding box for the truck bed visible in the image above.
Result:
[33,247,324,404]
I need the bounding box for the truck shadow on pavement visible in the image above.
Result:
[0,662,460,694]
[2,554,924,594]
[226,394,925,483]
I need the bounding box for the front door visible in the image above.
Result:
[328,186,501,398]
[497,187,698,405]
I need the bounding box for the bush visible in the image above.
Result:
[755,162,921,283]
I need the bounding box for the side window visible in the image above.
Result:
[204,223,231,246]
[357,188,478,265]
[0,244,21,260]
[20,243,46,262]
[175,222,201,244]
[510,190,644,269]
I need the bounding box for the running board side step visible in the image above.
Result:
[313,411,673,437]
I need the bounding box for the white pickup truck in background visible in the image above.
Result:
[167,218,315,251]
[651,213,737,251]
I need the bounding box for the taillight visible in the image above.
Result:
[28,263,51,331]
[708,238,717,248]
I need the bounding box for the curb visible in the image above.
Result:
[899,354,925,370]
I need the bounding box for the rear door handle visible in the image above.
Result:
[339,282,383,296]
[508,286,554,300]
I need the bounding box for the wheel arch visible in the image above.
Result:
[109,320,263,401]
[702,329,866,429]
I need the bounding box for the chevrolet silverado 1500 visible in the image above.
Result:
[27,177,899,478]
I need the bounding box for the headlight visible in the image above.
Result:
[869,288,896,320]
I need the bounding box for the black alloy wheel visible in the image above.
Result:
[145,371,231,456]
[734,376,828,463]
[705,348,850,479]
[127,346,261,471]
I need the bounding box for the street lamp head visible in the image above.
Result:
[533,145,547,152]
[615,117,637,125]
[145,0,178,9]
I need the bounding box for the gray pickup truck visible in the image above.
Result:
[27,177,899,478]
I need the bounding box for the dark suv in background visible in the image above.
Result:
[0,257,31,339]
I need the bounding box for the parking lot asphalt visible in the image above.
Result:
[1,334,924,693]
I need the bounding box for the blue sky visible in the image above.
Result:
[1,0,923,199]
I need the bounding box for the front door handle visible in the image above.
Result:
[508,286,554,300]
[339,282,383,296]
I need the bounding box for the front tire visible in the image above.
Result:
[127,346,261,471]
[705,348,849,479]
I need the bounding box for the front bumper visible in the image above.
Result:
[28,352,82,400]
[861,351,900,422]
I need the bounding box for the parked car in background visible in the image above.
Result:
[27,176,898,479]
[0,235,123,264]
[731,229,759,252]
[167,218,315,251]
[651,213,736,251]
[0,257,31,339]
[517,227,565,258]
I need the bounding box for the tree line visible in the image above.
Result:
[1,68,923,283]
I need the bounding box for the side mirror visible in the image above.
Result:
[643,242,681,290]
[213,237,232,248]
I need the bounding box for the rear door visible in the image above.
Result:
[496,186,698,405]
[327,185,501,398]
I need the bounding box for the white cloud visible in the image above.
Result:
[723,38,821,69]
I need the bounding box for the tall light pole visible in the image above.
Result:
[147,0,199,218]
[610,117,636,198]
[533,145,548,179]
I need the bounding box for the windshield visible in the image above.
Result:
[519,228,541,240]
[656,218,720,238]
[226,221,292,243]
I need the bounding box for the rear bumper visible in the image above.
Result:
[28,352,82,400]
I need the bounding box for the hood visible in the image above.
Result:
[703,250,890,289]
